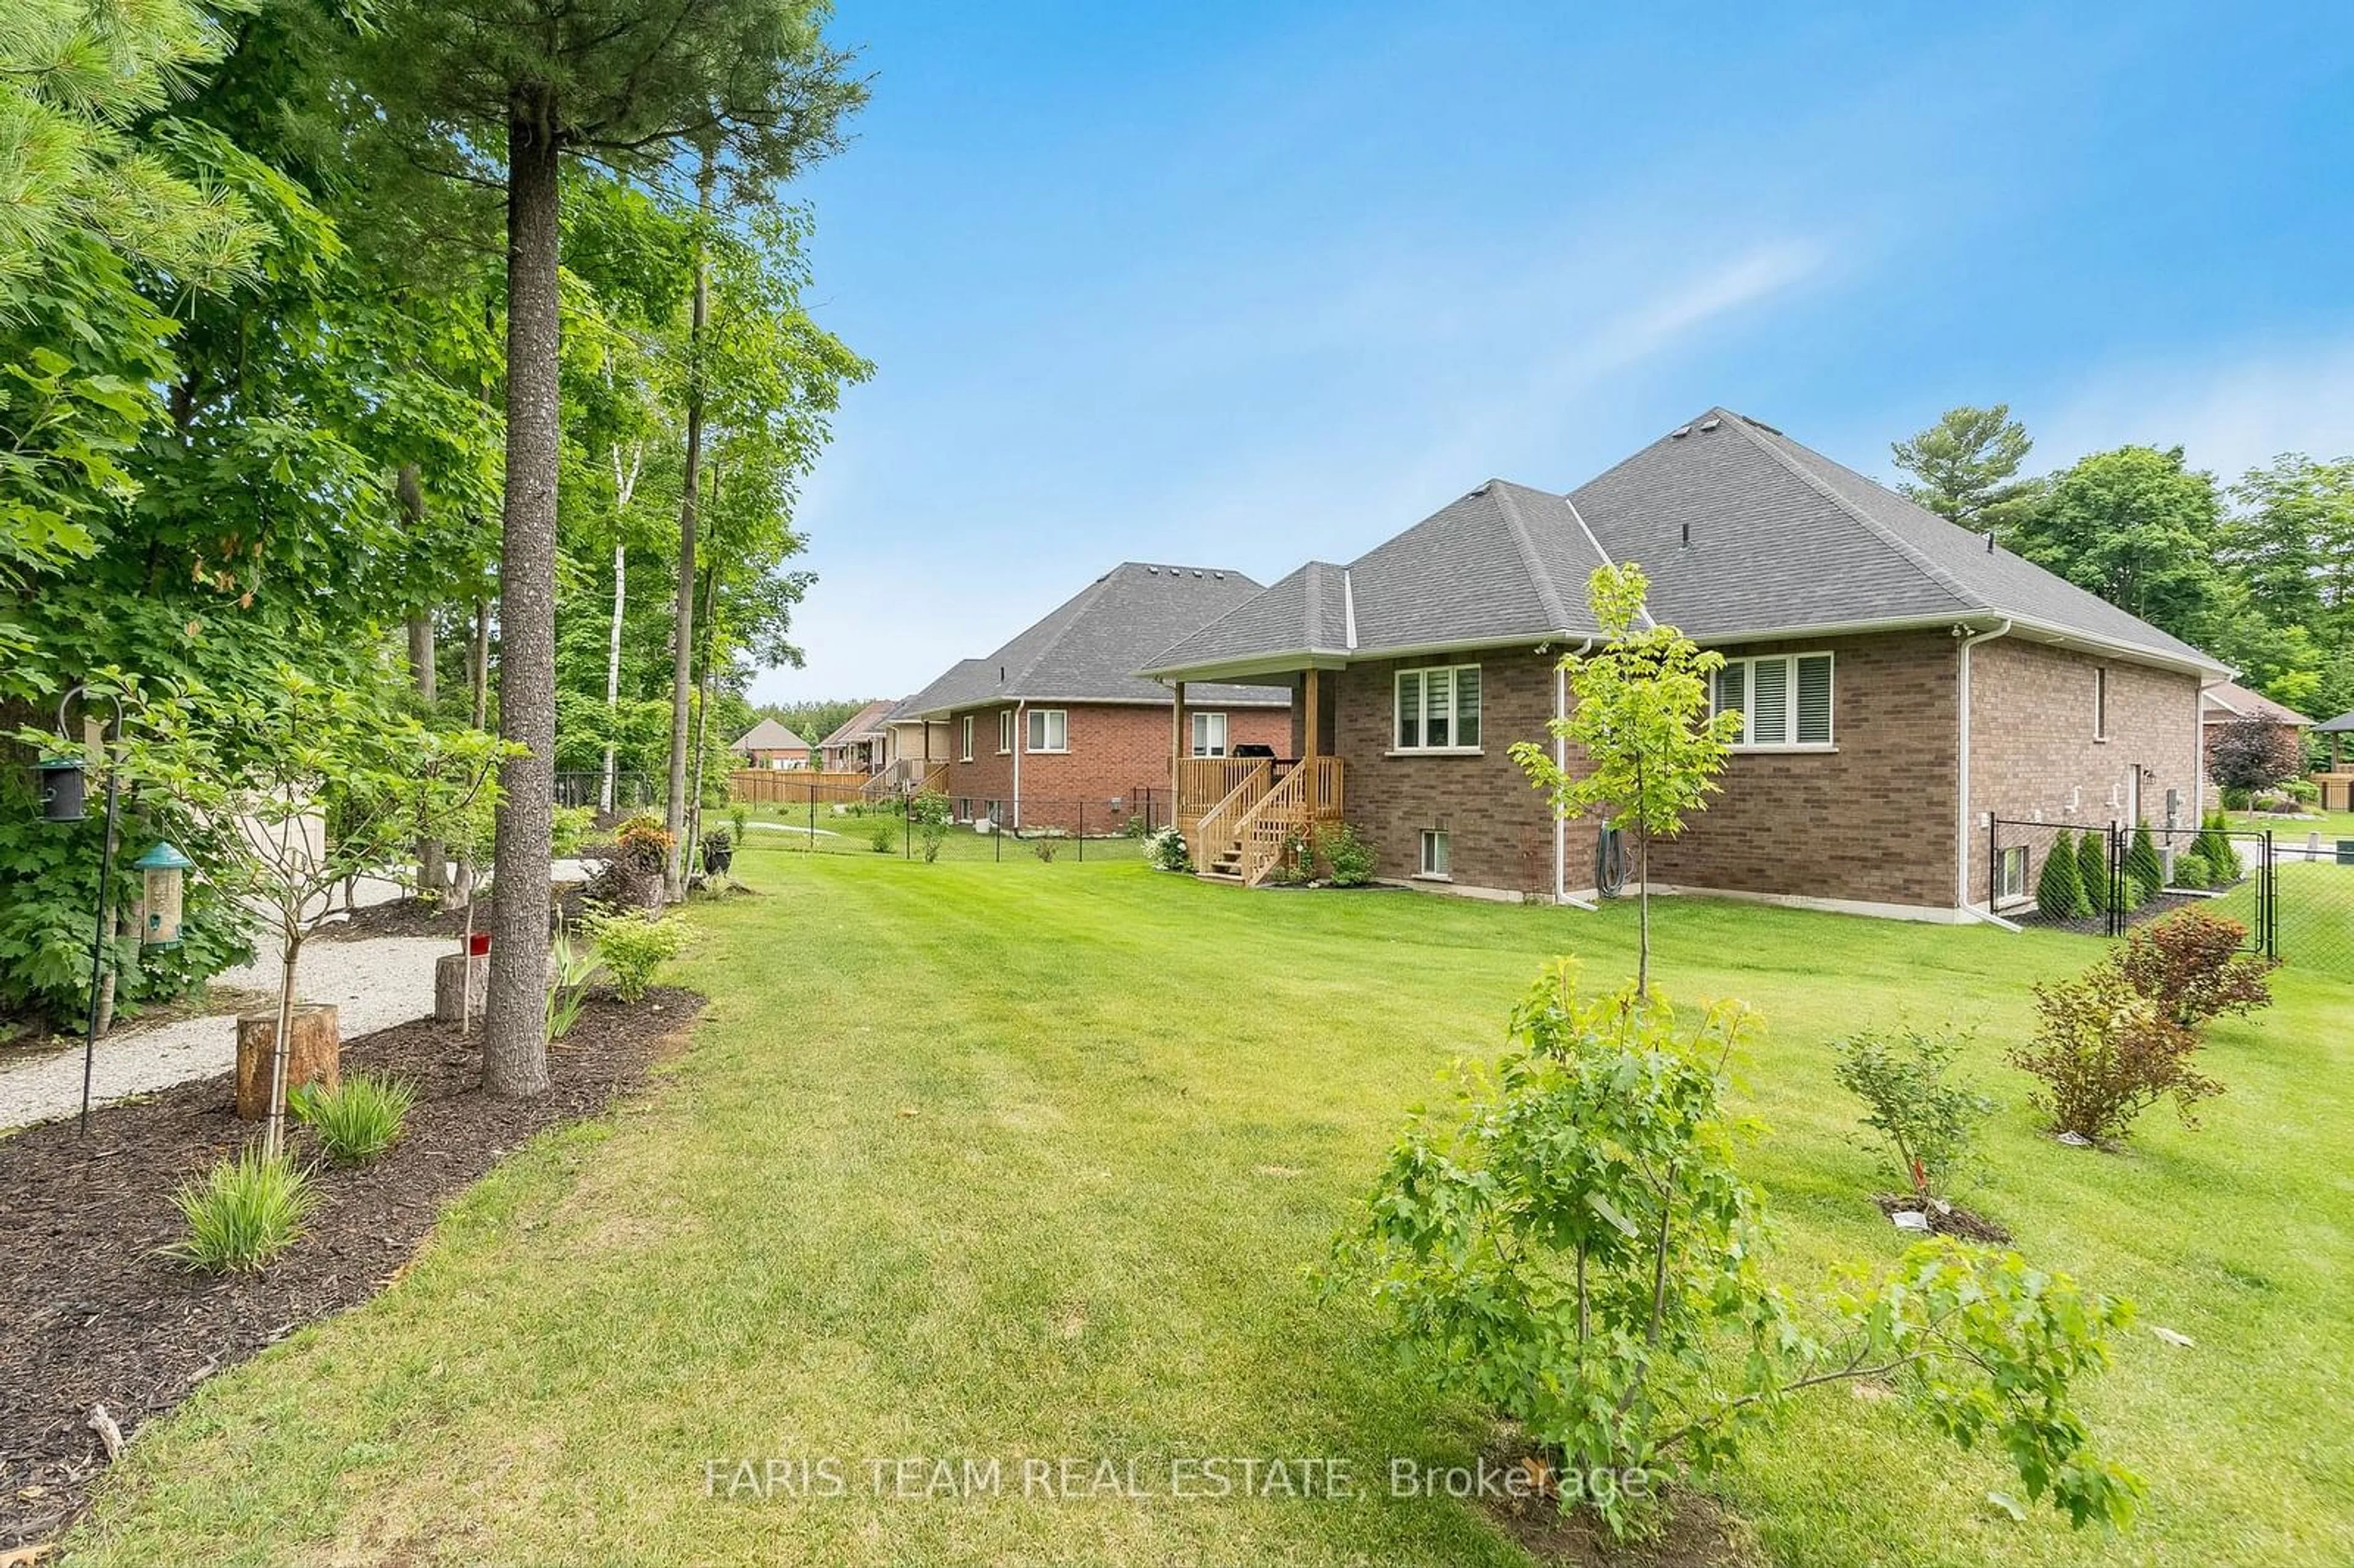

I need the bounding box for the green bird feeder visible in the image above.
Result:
[35,755,87,821]
[134,842,195,947]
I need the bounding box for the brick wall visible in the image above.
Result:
[1647,630,1961,910]
[1329,649,1587,897]
[942,700,1287,831]
[1965,638,2202,902]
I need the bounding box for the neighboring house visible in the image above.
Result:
[2317,709,2354,812]
[874,686,960,794]
[904,562,1292,831]
[817,699,896,774]
[731,718,811,771]
[1145,408,2231,917]
[2200,680,2312,780]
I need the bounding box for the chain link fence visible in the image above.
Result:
[1989,816,2353,981]
[727,776,1174,865]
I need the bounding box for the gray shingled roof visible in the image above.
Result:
[1146,481,1612,675]
[903,563,1289,718]
[731,718,809,752]
[818,698,896,748]
[1575,410,2220,666]
[1147,408,2228,679]
[2201,682,2310,726]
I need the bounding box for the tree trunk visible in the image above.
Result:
[470,597,489,730]
[239,995,339,1127]
[481,87,561,1100]
[400,468,448,896]
[602,538,624,813]
[686,559,718,878]
[662,153,716,902]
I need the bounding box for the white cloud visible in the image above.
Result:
[2035,339,2354,481]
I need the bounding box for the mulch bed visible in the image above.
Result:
[1482,1436,1758,1567]
[311,887,589,944]
[1872,1192,2011,1244]
[2012,886,2224,937]
[0,987,701,1551]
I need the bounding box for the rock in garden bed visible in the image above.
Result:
[0,987,700,1552]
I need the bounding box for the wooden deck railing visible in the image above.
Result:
[1187,759,1271,867]
[1176,757,1266,832]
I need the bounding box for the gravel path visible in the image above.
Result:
[0,858,598,1133]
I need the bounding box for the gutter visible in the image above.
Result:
[1553,648,1599,910]
[1954,618,2013,913]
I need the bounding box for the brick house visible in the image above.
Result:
[902,563,1291,832]
[1144,408,2231,919]
[731,717,811,771]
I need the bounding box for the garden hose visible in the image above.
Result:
[1595,825,1628,898]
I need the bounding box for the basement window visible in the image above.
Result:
[1394,664,1482,752]
[1419,829,1450,878]
[1997,844,2030,904]
[1715,653,1834,748]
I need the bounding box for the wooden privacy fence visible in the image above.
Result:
[728,769,877,806]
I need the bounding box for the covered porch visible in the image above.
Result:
[1170,671,1344,886]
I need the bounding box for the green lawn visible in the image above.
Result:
[66,845,2354,1566]
[2230,807,2354,843]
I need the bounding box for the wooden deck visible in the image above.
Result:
[1176,756,1344,885]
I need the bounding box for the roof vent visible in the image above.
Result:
[1985,531,1996,554]
[1670,425,1691,439]
[1698,417,1720,432]
[1680,522,1690,548]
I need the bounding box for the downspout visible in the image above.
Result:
[1554,641,1598,910]
[1011,701,1025,831]
[1956,618,2014,927]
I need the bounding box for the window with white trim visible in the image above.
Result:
[1419,829,1450,878]
[1394,664,1482,751]
[1189,711,1228,756]
[1998,845,2030,904]
[2093,668,2108,740]
[1027,708,1067,753]
[1714,653,1834,747]
[997,709,1013,754]
[960,715,974,762]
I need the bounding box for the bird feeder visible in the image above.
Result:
[35,755,86,821]
[134,842,194,947]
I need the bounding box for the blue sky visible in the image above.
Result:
[755,2,2354,703]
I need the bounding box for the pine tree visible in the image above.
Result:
[2127,819,2165,902]
[2076,829,2112,915]
[2036,838,2089,921]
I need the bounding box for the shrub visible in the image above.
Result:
[2198,812,2242,881]
[908,790,950,828]
[1320,823,1376,887]
[550,805,596,857]
[2284,776,2320,804]
[588,814,673,907]
[291,1071,418,1165]
[2011,961,2221,1143]
[1121,813,1149,839]
[2169,851,2211,889]
[2076,829,2111,915]
[581,907,687,1003]
[1333,962,2141,1537]
[2125,820,2163,904]
[1832,1026,1996,1201]
[169,1148,316,1273]
[729,802,750,845]
[2116,908,2274,1030]
[868,820,896,853]
[1265,828,1312,884]
[2035,837,2087,919]
[546,923,603,1038]
[1143,826,1190,873]
[1031,835,1059,862]
[919,819,947,862]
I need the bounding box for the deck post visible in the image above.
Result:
[1170,680,1186,805]
[1303,668,1320,762]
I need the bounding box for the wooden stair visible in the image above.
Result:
[1197,839,1246,882]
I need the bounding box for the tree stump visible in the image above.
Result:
[435,951,487,1024]
[235,1004,340,1121]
